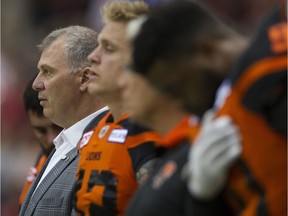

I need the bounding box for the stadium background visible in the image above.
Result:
[1,0,278,215]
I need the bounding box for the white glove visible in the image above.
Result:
[185,111,242,200]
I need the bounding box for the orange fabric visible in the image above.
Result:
[157,116,200,148]
[126,131,162,148]
[216,55,287,216]
[19,154,47,205]
[157,116,191,148]
[75,112,160,216]
[229,56,287,99]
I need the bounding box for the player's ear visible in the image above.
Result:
[79,67,91,92]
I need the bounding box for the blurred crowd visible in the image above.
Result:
[1,0,279,215]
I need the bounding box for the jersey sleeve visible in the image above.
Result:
[125,124,160,172]
[241,69,286,135]
[224,7,287,135]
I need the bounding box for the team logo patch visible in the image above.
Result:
[108,129,128,143]
[79,131,94,149]
[26,166,37,182]
[152,161,177,189]
[99,125,110,139]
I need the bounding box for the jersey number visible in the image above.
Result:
[78,169,118,216]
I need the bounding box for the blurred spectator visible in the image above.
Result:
[196,0,280,35]
[27,0,93,43]
[1,53,38,216]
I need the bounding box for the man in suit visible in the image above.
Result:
[19,26,107,216]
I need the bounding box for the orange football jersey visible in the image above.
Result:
[215,7,287,216]
[75,112,160,216]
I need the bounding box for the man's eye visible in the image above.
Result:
[105,44,114,52]
[43,69,50,74]
[42,69,52,76]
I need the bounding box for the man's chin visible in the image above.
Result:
[43,109,48,116]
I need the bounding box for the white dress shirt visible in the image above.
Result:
[34,106,109,191]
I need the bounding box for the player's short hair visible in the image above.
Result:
[102,1,149,24]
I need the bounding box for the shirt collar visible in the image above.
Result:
[53,106,109,149]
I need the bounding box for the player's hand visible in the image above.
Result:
[185,111,242,200]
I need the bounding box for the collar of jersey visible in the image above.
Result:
[157,116,191,148]
[102,111,129,125]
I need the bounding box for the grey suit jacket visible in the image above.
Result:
[19,147,79,216]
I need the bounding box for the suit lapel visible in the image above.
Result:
[23,147,78,216]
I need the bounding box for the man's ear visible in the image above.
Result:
[79,67,90,92]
